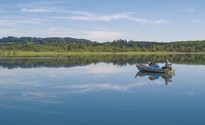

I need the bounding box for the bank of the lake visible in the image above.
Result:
[0,51,204,57]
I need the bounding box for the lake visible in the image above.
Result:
[0,54,204,125]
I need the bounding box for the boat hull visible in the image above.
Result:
[136,64,175,73]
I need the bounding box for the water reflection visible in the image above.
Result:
[0,54,204,69]
[135,71,175,85]
[0,60,205,125]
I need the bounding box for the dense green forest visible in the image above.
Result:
[0,36,204,53]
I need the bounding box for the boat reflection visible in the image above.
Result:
[135,71,175,85]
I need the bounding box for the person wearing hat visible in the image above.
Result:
[165,60,172,69]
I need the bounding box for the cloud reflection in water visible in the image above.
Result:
[0,63,164,104]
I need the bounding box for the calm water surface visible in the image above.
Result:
[0,57,205,125]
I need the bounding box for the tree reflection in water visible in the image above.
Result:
[0,54,204,69]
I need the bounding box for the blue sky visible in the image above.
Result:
[0,0,205,42]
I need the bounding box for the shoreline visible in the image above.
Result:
[0,51,204,57]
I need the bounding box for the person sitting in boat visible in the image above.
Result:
[149,62,160,69]
[165,60,172,69]
[149,62,154,66]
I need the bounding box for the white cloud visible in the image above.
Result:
[55,11,169,25]
[127,17,148,24]
[0,17,42,26]
[82,30,124,42]
[127,17,169,25]
[0,17,44,37]
[18,1,62,13]
[19,1,63,9]
[151,19,169,25]
[36,28,86,38]
[21,8,54,13]
[56,12,130,21]
[36,27,126,42]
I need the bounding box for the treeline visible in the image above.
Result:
[0,36,92,44]
[0,36,204,52]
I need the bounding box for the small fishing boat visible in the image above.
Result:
[136,60,175,73]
